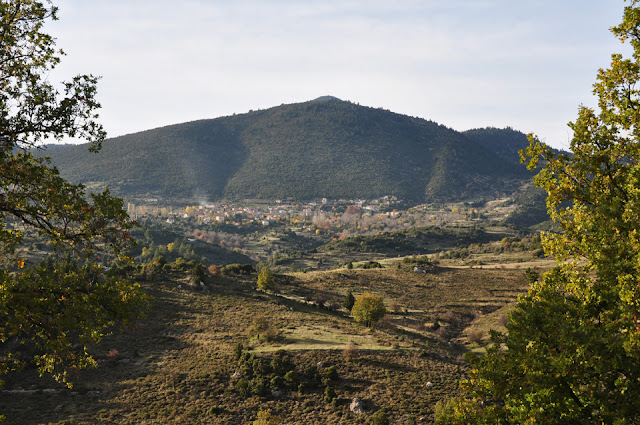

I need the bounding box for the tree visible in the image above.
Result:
[343,289,355,311]
[351,293,386,327]
[436,2,640,423]
[257,266,275,291]
[0,0,150,394]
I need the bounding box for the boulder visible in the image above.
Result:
[350,397,365,414]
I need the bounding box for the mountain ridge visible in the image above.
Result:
[42,98,532,203]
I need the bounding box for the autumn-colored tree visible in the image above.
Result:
[257,266,275,291]
[0,0,150,397]
[251,409,281,425]
[436,2,640,423]
[208,264,221,276]
[351,293,386,327]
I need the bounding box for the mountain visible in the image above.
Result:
[463,127,531,164]
[42,98,532,203]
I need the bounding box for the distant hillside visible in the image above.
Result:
[43,99,532,202]
[503,184,550,228]
[463,127,531,164]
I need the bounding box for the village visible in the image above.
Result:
[125,195,497,240]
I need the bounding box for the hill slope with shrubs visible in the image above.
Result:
[42,99,532,202]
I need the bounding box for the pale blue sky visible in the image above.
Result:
[50,0,626,150]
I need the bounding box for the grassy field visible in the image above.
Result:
[0,260,545,424]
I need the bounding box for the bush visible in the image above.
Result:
[235,378,250,399]
[343,343,359,360]
[284,370,298,388]
[233,343,244,361]
[270,375,285,390]
[323,365,339,381]
[249,377,269,397]
[221,263,255,275]
[246,316,280,342]
[369,410,390,425]
[362,261,383,269]
[324,384,337,404]
[252,409,281,425]
[269,350,290,374]
[351,293,387,327]
[190,262,206,284]
[467,330,484,345]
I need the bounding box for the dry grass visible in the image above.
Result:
[255,325,389,353]
[0,260,548,424]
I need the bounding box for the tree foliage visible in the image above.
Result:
[351,293,386,327]
[343,290,355,311]
[257,266,275,291]
[0,0,150,390]
[436,2,640,423]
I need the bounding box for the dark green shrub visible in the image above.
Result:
[235,378,250,399]
[233,343,244,361]
[270,350,290,374]
[362,261,383,269]
[324,385,337,404]
[323,365,339,381]
[369,410,390,425]
[251,357,270,375]
[221,263,255,275]
[190,262,207,283]
[343,290,355,311]
[305,365,321,387]
[249,377,269,397]
[284,370,298,388]
[269,375,285,390]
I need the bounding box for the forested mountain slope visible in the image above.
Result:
[44,98,532,202]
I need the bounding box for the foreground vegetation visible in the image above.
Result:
[0,257,539,424]
[435,2,640,422]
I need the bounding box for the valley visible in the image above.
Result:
[2,193,552,424]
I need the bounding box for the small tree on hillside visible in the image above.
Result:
[257,266,275,291]
[351,293,386,327]
[343,290,356,311]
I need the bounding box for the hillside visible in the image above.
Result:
[0,261,534,424]
[463,127,531,164]
[42,98,532,203]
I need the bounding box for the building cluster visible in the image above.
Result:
[126,196,402,228]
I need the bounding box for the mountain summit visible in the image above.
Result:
[44,99,530,202]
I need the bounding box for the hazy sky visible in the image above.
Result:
[49,0,626,150]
